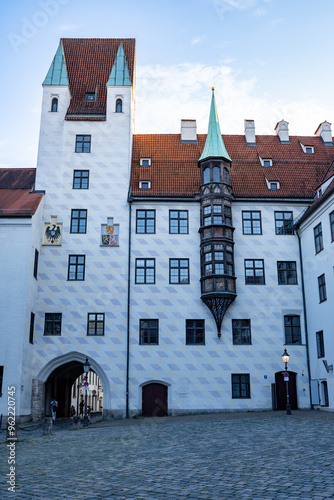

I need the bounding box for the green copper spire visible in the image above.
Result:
[107,43,132,86]
[43,41,69,86]
[199,88,231,162]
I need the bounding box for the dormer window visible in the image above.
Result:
[139,181,151,190]
[259,155,273,167]
[85,88,98,102]
[116,99,122,113]
[300,142,314,154]
[51,98,58,112]
[264,176,280,191]
[140,158,151,167]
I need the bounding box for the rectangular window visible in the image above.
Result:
[136,210,155,234]
[244,259,265,284]
[139,319,159,345]
[277,261,297,284]
[232,374,250,398]
[274,211,293,235]
[316,330,325,358]
[73,170,89,189]
[0,366,3,397]
[321,381,329,407]
[75,135,91,153]
[232,320,251,345]
[169,210,188,234]
[242,211,262,235]
[318,274,327,302]
[68,255,85,281]
[33,249,39,280]
[186,319,205,345]
[44,313,62,336]
[169,259,189,284]
[330,211,334,242]
[29,312,35,344]
[314,223,324,254]
[135,259,155,284]
[87,313,105,336]
[70,209,87,234]
[284,315,301,344]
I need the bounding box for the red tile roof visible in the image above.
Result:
[0,169,43,216]
[62,38,135,119]
[130,134,334,199]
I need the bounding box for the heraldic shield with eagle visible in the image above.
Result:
[43,217,62,245]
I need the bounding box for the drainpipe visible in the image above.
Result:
[126,193,132,418]
[297,230,312,408]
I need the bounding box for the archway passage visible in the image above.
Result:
[45,361,101,418]
[142,383,168,417]
[275,371,298,410]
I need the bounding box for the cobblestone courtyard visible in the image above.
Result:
[0,411,334,499]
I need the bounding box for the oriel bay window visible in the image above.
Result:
[203,244,233,276]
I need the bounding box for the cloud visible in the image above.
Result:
[58,24,78,33]
[135,62,330,136]
[253,7,267,16]
[191,35,206,45]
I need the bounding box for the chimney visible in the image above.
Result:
[244,120,256,146]
[275,120,290,143]
[315,121,333,145]
[180,120,197,143]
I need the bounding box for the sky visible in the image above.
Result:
[1,0,334,169]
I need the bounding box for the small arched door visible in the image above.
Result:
[275,371,298,410]
[142,383,168,417]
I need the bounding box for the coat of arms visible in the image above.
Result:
[43,217,62,246]
[101,222,119,246]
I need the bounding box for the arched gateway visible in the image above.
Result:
[31,352,110,421]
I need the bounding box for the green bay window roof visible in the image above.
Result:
[199,88,232,162]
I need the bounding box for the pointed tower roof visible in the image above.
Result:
[107,43,132,86]
[199,88,231,162]
[43,41,69,86]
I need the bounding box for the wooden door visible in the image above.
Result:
[142,383,168,417]
[275,371,298,410]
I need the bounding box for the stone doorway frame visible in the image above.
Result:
[31,351,111,421]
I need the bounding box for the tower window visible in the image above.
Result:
[203,167,210,184]
[51,98,58,112]
[116,99,122,113]
[213,166,220,182]
[75,135,91,153]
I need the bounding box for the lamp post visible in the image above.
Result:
[282,349,292,415]
[83,357,91,426]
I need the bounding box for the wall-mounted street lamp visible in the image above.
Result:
[83,357,91,426]
[282,349,292,415]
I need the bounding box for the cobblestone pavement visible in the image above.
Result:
[0,411,334,500]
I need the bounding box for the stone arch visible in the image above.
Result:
[31,352,111,421]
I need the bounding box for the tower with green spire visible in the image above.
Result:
[198,88,237,336]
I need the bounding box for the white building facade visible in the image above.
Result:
[0,38,333,420]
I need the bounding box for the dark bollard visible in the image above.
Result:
[43,417,53,435]
[72,416,81,430]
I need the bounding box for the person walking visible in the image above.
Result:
[50,398,58,422]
